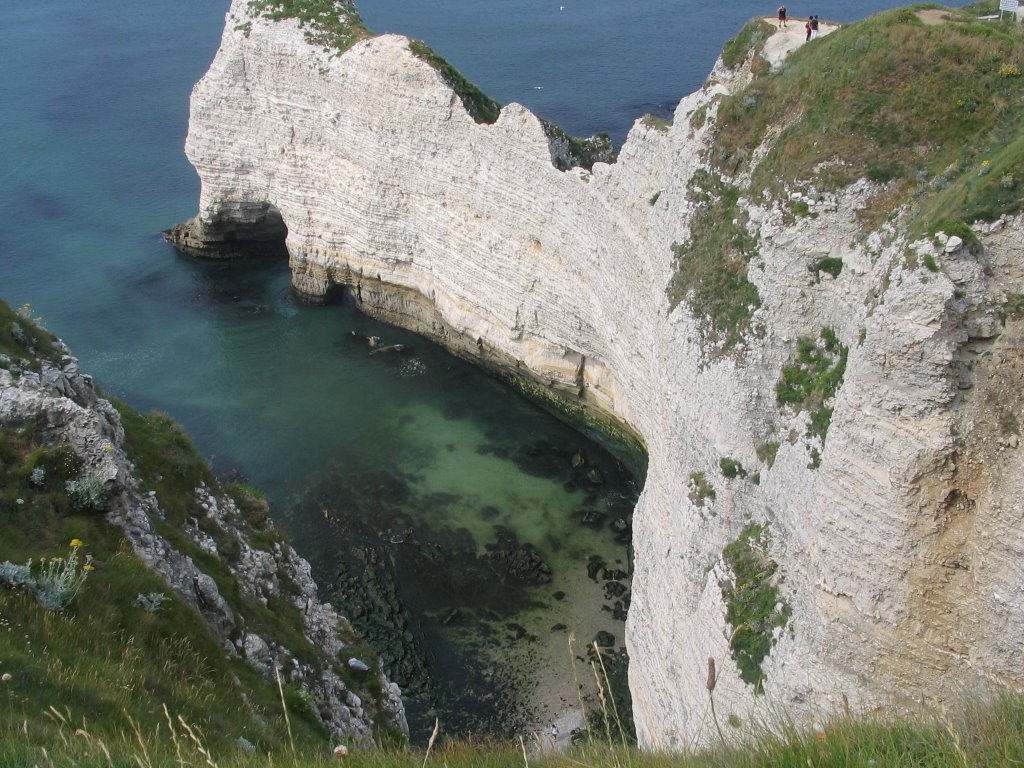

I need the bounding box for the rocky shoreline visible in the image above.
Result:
[0,321,407,745]
[283,436,638,741]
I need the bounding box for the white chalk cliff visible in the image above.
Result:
[174,0,1024,747]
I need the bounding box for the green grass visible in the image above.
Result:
[688,471,716,507]
[0,424,330,757]
[640,114,672,132]
[408,40,502,124]
[720,457,748,479]
[247,0,370,54]
[721,19,776,69]
[776,327,848,441]
[6,686,1021,766]
[756,441,780,469]
[0,302,62,370]
[0,299,397,755]
[721,524,791,691]
[809,256,844,281]
[670,174,761,352]
[711,6,1024,231]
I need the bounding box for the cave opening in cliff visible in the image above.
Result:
[215,202,290,260]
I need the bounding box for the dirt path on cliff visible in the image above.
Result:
[761,16,839,70]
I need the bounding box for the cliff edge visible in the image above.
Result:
[0,299,406,750]
[171,0,1024,748]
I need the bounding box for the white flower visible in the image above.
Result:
[1,673,12,682]
[333,744,349,757]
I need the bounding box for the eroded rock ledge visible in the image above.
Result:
[171,0,1024,748]
[0,334,407,745]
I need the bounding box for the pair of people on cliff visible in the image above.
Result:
[805,15,820,41]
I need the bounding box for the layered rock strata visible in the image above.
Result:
[0,340,406,745]
[173,0,1024,748]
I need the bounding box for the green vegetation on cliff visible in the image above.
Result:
[408,40,503,125]
[673,5,1024,353]
[720,524,791,691]
[715,4,1024,229]
[669,173,761,352]
[776,327,849,441]
[248,0,370,53]
[0,422,327,758]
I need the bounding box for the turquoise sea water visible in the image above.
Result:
[2,0,911,739]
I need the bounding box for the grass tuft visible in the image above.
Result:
[720,524,790,691]
[776,327,848,441]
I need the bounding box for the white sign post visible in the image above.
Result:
[999,0,1019,21]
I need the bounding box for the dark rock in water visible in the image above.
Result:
[369,343,411,357]
[483,528,553,586]
[594,631,616,648]
[610,517,630,534]
[512,440,567,479]
[586,469,604,485]
[571,449,586,468]
[480,505,501,520]
[551,623,568,633]
[552,590,566,601]
[604,581,627,599]
[476,444,510,460]
[505,622,528,640]
[580,509,606,528]
[612,601,629,622]
[605,569,629,581]
[587,556,607,581]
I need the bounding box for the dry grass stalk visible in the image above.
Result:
[274,664,296,757]
[706,656,726,744]
[421,717,440,768]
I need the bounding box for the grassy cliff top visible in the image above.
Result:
[247,0,371,53]
[671,3,1024,353]
[715,3,1024,230]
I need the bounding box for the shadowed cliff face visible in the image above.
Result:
[172,0,1024,747]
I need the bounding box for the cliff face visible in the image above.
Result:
[174,0,1024,747]
[0,319,406,746]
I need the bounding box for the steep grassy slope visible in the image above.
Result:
[0,299,395,759]
[672,3,1024,350]
[716,3,1024,226]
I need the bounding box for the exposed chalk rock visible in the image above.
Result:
[172,0,1024,748]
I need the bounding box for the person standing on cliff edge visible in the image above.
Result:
[777,5,787,27]
[811,15,820,39]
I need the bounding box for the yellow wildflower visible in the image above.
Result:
[69,539,83,548]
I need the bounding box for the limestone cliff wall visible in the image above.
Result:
[176,0,1024,747]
